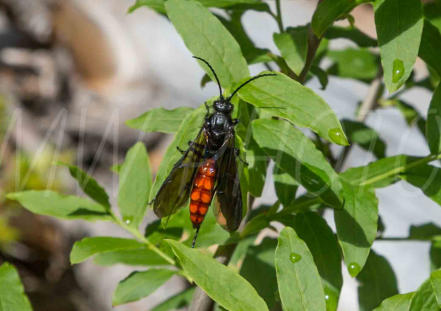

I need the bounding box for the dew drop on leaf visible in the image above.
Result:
[123,217,133,225]
[289,252,302,263]
[392,59,404,83]
[348,262,361,277]
[328,128,348,145]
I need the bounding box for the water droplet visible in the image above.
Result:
[289,252,302,263]
[123,217,133,225]
[348,262,361,277]
[324,287,337,310]
[392,59,405,83]
[328,128,348,146]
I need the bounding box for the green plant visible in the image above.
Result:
[4,0,441,310]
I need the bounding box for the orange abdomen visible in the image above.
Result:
[189,158,216,228]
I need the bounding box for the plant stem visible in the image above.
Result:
[376,237,429,242]
[298,27,321,83]
[275,0,284,33]
[109,211,176,266]
[360,153,441,186]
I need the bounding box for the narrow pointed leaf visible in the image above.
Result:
[126,107,194,134]
[7,190,110,221]
[400,164,441,206]
[335,182,378,276]
[275,227,327,311]
[59,163,110,208]
[112,269,175,306]
[273,165,298,206]
[94,248,169,266]
[419,20,441,77]
[166,239,269,311]
[273,26,308,75]
[288,213,343,311]
[374,293,414,311]
[240,72,348,145]
[70,237,144,264]
[324,26,377,47]
[312,0,371,37]
[341,119,386,158]
[410,269,441,310]
[165,0,249,89]
[0,263,32,311]
[357,251,399,311]
[118,142,152,227]
[151,287,195,311]
[374,0,423,92]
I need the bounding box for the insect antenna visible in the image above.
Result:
[192,226,200,248]
[193,56,223,98]
[227,73,276,101]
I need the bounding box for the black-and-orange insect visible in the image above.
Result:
[152,56,275,247]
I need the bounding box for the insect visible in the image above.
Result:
[152,56,275,247]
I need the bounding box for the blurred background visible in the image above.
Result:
[0,0,437,310]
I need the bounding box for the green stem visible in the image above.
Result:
[360,153,441,186]
[109,211,176,266]
[275,0,284,32]
[376,237,428,242]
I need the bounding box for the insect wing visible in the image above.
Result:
[153,128,206,218]
[214,133,243,232]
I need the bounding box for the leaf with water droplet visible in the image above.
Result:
[275,227,326,311]
[392,59,404,83]
[289,252,302,263]
[348,262,361,277]
[328,128,349,146]
[374,0,423,92]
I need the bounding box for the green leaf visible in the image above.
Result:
[118,142,152,227]
[357,251,399,311]
[324,26,377,47]
[151,287,195,311]
[0,263,32,311]
[327,48,378,81]
[374,293,414,311]
[409,223,441,240]
[6,190,110,221]
[427,85,441,154]
[293,213,342,310]
[341,155,421,188]
[273,26,308,75]
[128,0,267,14]
[431,238,441,271]
[112,269,175,306]
[165,0,249,89]
[128,0,166,13]
[409,269,441,310]
[334,182,378,277]
[94,248,169,266]
[273,165,298,206]
[374,0,424,92]
[59,163,110,209]
[275,226,327,311]
[341,119,386,158]
[312,0,371,37]
[126,107,194,134]
[252,119,342,207]
[240,238,278,309]
[400,164,441,206]
[239,72,348,145]
[166,239,269,311]
[70,237,144,264]
[150,105,205,202]
[424,1,441,31]
[287,212,342,311]
[419,20,441,77]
